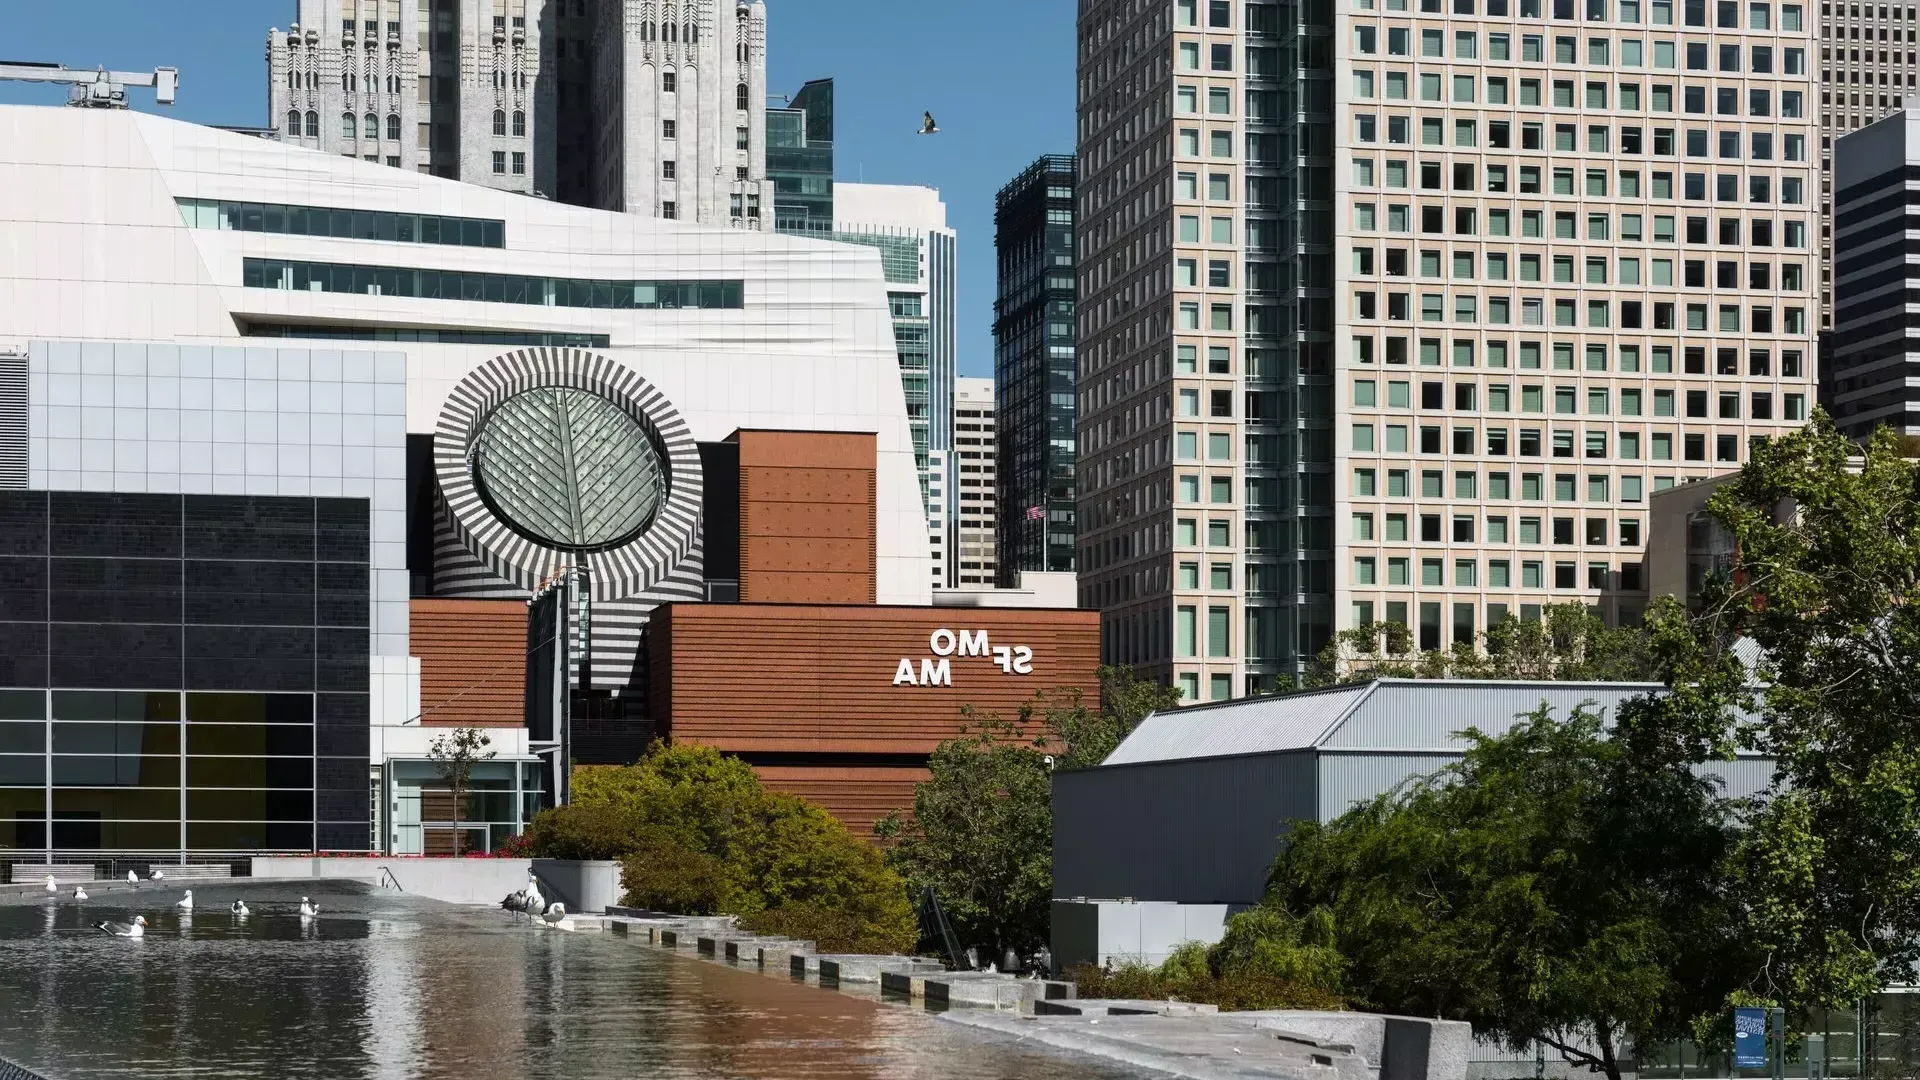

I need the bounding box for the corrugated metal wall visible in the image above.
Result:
[1323,683,1664,751]
[1317,752,1459,820]
[1052,751,1317,906]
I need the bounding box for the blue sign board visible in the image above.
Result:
[1734,1007,1769,1069]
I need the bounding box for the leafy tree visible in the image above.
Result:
[1263,705,1746,1080]
[876,666,1179,960]
[427,726,494,855]
[1657,413,1920,1008]
[1313,603,1655,685]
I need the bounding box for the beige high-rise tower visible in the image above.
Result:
[1076,0,1821,700]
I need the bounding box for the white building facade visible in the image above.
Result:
[1076,0,1819,699]
[950,376,1000,588]
[0,104,928,848]
[833,182,960,514]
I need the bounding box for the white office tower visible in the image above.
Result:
[593,0,770,225]
[950,378,1000,587]
[1076,0,1819,700]
[269,0,555,197]
[834,183,960,515]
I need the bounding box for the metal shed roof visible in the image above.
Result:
[1104,679,1704,765]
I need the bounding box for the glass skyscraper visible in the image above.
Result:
[993,155,1080,585]
[768,78,835,237]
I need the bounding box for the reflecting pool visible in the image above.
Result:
[0,881,1145,1079]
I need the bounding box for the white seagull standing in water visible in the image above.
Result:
[148,868,165,881]
[71,886,87,901]
[540,902,567,926]
[95,915,147,938]
[230,900,248,917]
[43,875,56,893]
[298,897,318,918]
[175,890,194,911]
[126,870,138,887]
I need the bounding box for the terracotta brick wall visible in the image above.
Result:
[410,598,527,728]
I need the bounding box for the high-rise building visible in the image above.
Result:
[268,0,769,227]
[768,78,835,236]
[993,155,1080,587]
[950,377,1001,587]
[1816,4,1919,330]
[1075,0,1819,700]
[269,0,556,195]
[590,0,769,224]
[1828,108,1920,437]
[832,183,959,511]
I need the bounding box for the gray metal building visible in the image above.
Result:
[1054,679,1775,911]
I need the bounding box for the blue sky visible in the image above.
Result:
[0,1,1077,378]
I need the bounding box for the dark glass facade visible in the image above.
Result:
[993,155,1080,586]
[0,492,371,854]
[768,79,835,238]
[1244,0,1336,688]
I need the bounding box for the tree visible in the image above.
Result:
[875,666,1180,960]
[427,726,494,855]
[1263,705,1747,1080]
[1654,413,1920,1008]
[1313,603,1655,685]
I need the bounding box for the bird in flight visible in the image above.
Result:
[919,111,939,135]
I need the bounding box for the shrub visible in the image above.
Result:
[619,826,728,914]
[739,900,917,954]
[523,803,646,861]
[1065,954,1344,1012]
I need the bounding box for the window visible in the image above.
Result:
[511,152,525,175]
[387,114,401,142]
[663,120,677,139]
[663,71,677,93]
[342,113,358,139]
[493,109,507,137]
[736,83,750,111]
[492,151,506,175]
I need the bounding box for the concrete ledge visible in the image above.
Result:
[1033,998,1217,1017]
[1219,1010,1473,1080]
[942,1012,1377,1080]
[815,954,944,985]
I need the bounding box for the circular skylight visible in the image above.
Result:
[470,386,665,552]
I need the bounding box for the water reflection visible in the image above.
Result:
[0,881,1144,1080]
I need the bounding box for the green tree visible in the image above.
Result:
[1313,603,1655,685]
[427,726,494,855]
[1656,413,1920,1008]
[1264,704,1746,1080]
[876,666,1180,960]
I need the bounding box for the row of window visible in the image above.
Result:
[1353,27,1807,67]
[1355,249,1806,291]
[176,199,505,248]
[1351,292,1811,332]
[1353,424,1789,458]
[240,259,745,310]
[1354,159,1810,209]
[1355,382,1802,417]
[1355,81,1809,120]
[1344,107,1811,166]
[1352,558,1645,592]
[1350,336,1808,374]
[1354,0,1798,30]
[1354,467,1668,502]
[1353,202,1812,247]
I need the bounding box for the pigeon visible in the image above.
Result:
[230,900,248,916]
[298,897,317,918]
[918,111,939,135]
[175,890,193,911]
[126,870,138,886]
[95,915,147,938]
[43,875,56,893]
[72,886,87,901]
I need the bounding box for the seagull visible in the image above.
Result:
[127,870,139,886]
[918,111,939,135]
[175,890,194,911]
[298,897,317,918]
[95,915,147,938]
[230,900,248,917]
[540,901,567,925]
[523,877,544,919]
[72,886,88,901]
[43,875,56,893]
[149,868,165,881]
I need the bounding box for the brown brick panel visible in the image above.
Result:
[753,764,928,840]
[410,598,528,729]
[651,604,1101,756]
[735,430,878,471]
[737,432,877,605]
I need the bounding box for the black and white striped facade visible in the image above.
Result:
[432,348,706,691]
[1831,109,1920,441]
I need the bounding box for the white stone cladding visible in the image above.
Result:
[269,0,426,173]
[593,0,770,225]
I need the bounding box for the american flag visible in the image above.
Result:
[1025,505,1046,521]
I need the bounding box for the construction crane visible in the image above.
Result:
[0,61,177,109]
